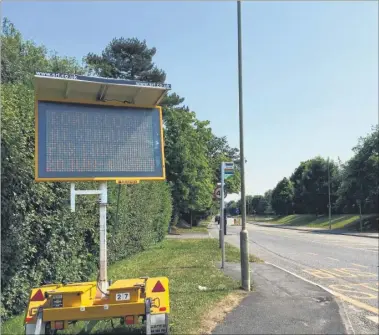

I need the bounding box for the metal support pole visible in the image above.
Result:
[328,158,332,230]
[237,0,250,291]
[99,182,108,294]
[220,162,225,268]
[359,203,362,232]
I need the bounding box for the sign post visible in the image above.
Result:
[220,162,234,269]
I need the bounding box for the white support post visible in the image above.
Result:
[70,182,109,296]
[98,182,108,294]
[220,162,225,269]
[70,183,76,212]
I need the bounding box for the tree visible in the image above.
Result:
[263,189,274,214]
[290,157,340,215]
[271,178,294,215]
[336,126,379,214]
[164,108,214,224]
[85,37,166,82]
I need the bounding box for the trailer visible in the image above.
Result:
[26,73,172,334]
[24,277,170,335]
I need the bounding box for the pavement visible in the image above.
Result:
[209,222,379,334]
[212,262,346,334]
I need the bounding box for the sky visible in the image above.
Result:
[3,1,378,201]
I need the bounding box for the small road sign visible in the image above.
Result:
[214,187,227,199]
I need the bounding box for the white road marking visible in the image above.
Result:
[327,257,340,261]
[307,252,318,256]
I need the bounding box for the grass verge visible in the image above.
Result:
[263,214,378,230]
[173,220,210,234]
[2,238,260,335]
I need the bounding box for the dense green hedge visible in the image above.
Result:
[1,83,172,319]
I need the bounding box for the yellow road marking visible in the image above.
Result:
[304,268,377,279]
[329,289,379,315]
[351,263,368,268]
[366,315,379,324]
[339,268,377,277]
[327,257,339,261]
[357,283,379,292]
[329,284,378,299]
[303,269,335,279]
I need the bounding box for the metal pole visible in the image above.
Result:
[220,162,225,269]
[99,182,108,295]
[237,0,250,291]
[219,168,223,248]
[328,158,331,230]
[359,203,362,232]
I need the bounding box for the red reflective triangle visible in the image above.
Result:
[152,280,165,293]
[31,289,45,302]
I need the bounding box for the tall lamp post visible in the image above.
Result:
[328,157,332,230]
[237,0,250,291]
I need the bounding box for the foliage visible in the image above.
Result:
[85,37,166,82]
[290,157,340,215]
[271,178,294,215]
[335,125,379,214]
[164,108,214,223]
[1,84,96,318]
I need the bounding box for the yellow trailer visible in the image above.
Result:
[25,277,170,335]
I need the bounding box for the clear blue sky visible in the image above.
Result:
[3,1,378,200]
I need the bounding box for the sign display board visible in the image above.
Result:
[223,162,234,180]
[35,101,164,181]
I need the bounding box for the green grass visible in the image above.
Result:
[246,215,274,222]
[173,220,210,234]
[265,214,378,230]
[3,239,260,335]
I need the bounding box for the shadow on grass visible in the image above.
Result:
[134,265,209,271]
[92,325,145,335]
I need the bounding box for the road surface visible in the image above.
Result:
[209,222,379,334]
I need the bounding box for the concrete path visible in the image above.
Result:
[212,262,346,334]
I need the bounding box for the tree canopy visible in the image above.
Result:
[241,126,378,217]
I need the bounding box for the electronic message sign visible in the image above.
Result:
[34,73,170,182]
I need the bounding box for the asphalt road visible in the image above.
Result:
[209,222,379,334]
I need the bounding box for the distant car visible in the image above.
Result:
[215,215,220,224]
